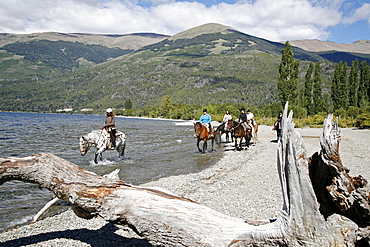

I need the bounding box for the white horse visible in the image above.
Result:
[78,129,126,164]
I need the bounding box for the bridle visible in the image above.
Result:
[80,136,92,155]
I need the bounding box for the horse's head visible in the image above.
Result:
[225,120,234,131]
[77,136,90,156]
[193,122,202,137]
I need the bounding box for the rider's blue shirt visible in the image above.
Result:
[199,113,211,124]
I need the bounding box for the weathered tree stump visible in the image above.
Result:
[1,104,369,246]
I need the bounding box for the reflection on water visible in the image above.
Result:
[0,112,224,232]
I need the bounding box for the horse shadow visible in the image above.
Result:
[1,222,151,247]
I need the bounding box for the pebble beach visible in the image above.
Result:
[1,124,369,247]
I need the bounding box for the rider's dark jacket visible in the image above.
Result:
[239,113,247,122]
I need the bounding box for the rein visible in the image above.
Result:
[82,136,93,153]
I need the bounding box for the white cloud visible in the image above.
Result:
[0,0,350,41]
[342,3,370,24]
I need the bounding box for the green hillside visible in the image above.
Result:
[2,40,133,72]
[0,25,343,113]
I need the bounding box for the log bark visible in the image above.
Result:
[0,104,369,246]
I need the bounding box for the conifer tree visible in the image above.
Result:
[359,60,370,108]
[124,99,133,110]
[312,62,323,114]
[331,61,349,110]
[278,41,299,106]
[348,59,359,107]
[340,62,349,109]
[159,95,174,117]
[303,62,314,114]
[331,62,341,110]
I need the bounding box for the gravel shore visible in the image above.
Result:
[1,125,369,247]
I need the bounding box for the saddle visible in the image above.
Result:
[208,127,215,138]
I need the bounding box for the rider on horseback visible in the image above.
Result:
[222,110,232,123]
[246,109,256,129]
[199,109,214,138]
[102,108,116,148]
[239,108,249,131]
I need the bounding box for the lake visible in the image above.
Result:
[0,112,224,232]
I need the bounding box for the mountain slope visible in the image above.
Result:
[0,24,336,113]
[0,32,169,50]
[288,39,370,54]
[2,40,133,72]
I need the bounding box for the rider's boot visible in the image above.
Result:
[111,134,116,148]
[208,128,214,138]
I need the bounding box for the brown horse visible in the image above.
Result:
[193,122,215,153]
[226,120,252,150]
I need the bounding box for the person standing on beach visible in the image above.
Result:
[274,111,283,140]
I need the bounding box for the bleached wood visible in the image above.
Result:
[32,197,60,222]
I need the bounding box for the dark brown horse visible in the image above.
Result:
[225,120,252,150]
[193,122,215,153]
[214,122,233,144]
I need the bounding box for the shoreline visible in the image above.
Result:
[1,126,369,246]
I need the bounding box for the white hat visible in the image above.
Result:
[106,108,113,113]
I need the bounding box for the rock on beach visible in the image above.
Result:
[1,125,369,247]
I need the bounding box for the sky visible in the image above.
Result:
[0,0,369,44]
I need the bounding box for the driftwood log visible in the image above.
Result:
[1,105,370,246]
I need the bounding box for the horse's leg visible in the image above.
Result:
[118,141,126,158]
[95,146,105,163]
[197,138,202,152]
[94,153,99,164]
[211,138,214,151]
[203,139,207,153]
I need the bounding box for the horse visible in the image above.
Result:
[193,122,215,153]
[225,120,252,150]
[248,119,258,144]
[78,128,126,164]
[215,122,233,144]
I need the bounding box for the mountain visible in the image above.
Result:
[288,39,370,64]
[0,32,169,50]
[0,23,368,113]
[288,39,370,54]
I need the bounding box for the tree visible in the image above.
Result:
[124,99,132,110]
[359,60,370,108]
[303,62,314,114]
[331,61,349,110]
[348,59,359,107]
[159,95,173,117]
[278,41,300,106]
[312,62,323,114]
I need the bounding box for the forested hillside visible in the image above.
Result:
[0,23,367,116]
[2,40,133,72]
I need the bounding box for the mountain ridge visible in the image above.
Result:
[0,32,169,50]
[288,39,370,54]
[1,23,369,54]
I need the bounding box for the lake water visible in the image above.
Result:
[0,112,224,232]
